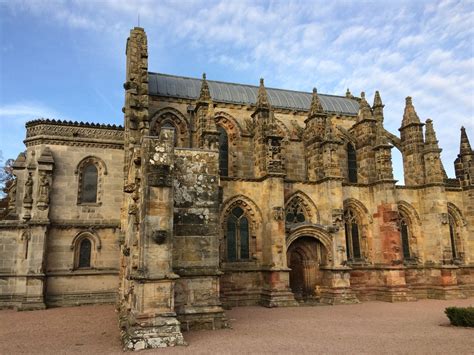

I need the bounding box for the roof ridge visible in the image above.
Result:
[148,72,352,100]
[26,118,123,130]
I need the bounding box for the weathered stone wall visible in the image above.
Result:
[172,148,226,329]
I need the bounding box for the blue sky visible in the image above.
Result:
[0,0,473,183]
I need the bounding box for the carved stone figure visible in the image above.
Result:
[37,172,50,210]
[23,172,34,204]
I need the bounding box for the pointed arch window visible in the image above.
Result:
[218,126,229,176]
[344,209,361,260]
[347,143,358,183]
[399,214,411,260]
[226,207,249,261]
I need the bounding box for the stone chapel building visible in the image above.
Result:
[1,27,473,349]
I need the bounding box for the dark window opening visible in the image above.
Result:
[81,164,98,203]
[347,143,358,183]
[400,217,411,259]
[226,206,249,261]
[78,239,92,268]
[448,215,457,259]
[218,126,228,176]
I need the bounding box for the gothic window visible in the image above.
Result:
[218,126,229,176]
[76,156,107,205]
[399,215,411,259]
[226,207,249,261]
[344,209,361,260]
[285,198,306,227]
[81,164,98,203]
[347,143,358,183]
[78,239,92,268]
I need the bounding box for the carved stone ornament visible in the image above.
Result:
[272,207,285,221]
[440,213,449,225]
[150,230,168,244]
[332,208,344,226]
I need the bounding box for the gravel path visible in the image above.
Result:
[1,298,473,354]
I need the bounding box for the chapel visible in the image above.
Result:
[0,27,473,350]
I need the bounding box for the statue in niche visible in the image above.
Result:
[37,172,50,209]
[23,172,34,204]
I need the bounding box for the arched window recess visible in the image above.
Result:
[225,206,250,261]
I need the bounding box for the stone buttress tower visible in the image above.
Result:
[351,92,377,184]
[249,79,297,307]
[119,28,226,350]
[399,97,425,186]
[119,27,185,350]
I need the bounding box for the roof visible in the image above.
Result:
[148,73,359,115]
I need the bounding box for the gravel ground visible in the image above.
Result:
[1,298,473,354]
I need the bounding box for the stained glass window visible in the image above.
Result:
[81,164,98,203]
[78,239,91,268]
[347,143,358,183]
[448,214,457,259]
[226,207,249,261]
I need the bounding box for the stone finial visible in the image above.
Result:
[256,78,271,110]
[308,87,324,117]
[198,73,212,102]
[373,91,384,108]
[358,91,373,121]
[401,96,421,127]
[459,126,473,156]
[346,88,352,98]
[425,119,439,145]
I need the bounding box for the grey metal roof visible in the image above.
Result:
[148,73,359,115]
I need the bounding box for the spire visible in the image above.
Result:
[198,73,211,102]
[308,87,324,117]
[424,119,438,145]
[256,78,271,110]
[373,91,383,108]
[401,96,421,127]
[358,91,373,121]
[460,126,473,156]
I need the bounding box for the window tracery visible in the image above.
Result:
[344,208,361,260]
[225,206,249,261]
[285,198,306,226]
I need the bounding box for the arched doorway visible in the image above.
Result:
[287,236,326,301]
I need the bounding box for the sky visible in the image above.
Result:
[0,0,473,183]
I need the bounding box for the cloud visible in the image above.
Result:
[0,102,60,125]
